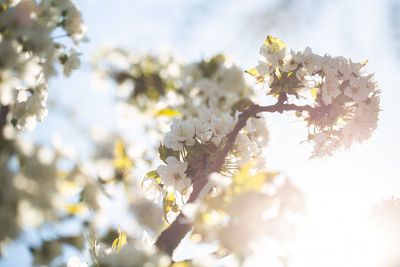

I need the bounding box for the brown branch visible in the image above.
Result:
[155,97,313,256]
[0,105,9,138]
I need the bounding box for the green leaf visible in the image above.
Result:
[155,109,180,117]
[200,54,225,78]
[145,86,160,100]
[58,54,68,65]
[145,170,161,184]
[112,140,134,170]
[232,98,254,113]
[265,35,286,52]
[1,3,8,12]
[65,203,86,215]
[163,191,176,223]
[10,118,17,127]
[245,68,259,77]
[145,170,158,178]
[361,59,368,67]
[311,87,318,99]
[159,143,180,163]
[245,68,266,83]
[171,262,191,267]
[112,226,127,253]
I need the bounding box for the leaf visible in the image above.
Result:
[245,68,265,83]
[155,109,180,117]
[119,232,127,250]
[145,86,160,100]
[232,98,254,113]
[361,59,368,67]
[114,140,126,158]
[163,191,176,223]
[58,54,68,65]
[201,211,218,226]
[200,54,225,78]
[112,140,134,170]
[171,262,191,267]
[276,68,284,82]
[66,203,86,215]
[245,68,259,77]
[112,226,127,253]
[111,239,118,250]
[145,170,161,184]
[233,161,267,194]
[159,143,180,163]
[311,87,318,99]
[1,3,8,12]
[265,35,286,52]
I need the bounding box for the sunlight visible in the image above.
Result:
[288,157,393,267]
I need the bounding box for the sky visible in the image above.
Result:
[2,0,400,265]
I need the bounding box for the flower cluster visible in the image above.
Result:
[137,55,270,224]
[0,135,89,256]
[164,113,237,150]
[144,116,270,226]
[178,55,252,117]
[88,235,171,267]
[248,35,380,157]
[2,0,388,263]
[90,37,381,265]
[0,0,86,131]
[91,47,181,107]
[157,156,190,192]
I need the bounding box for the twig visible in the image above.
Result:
[0,105,9,137]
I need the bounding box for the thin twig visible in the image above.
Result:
[51,33,69,40]
[0,105,9,137]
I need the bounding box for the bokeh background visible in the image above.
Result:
[1,0,400,265]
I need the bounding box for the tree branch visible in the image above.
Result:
[0,105,9,137]
[155,97,312,256]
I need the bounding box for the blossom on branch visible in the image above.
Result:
[0,0,87,132]
[157,156,191,192]
[247,35,380,157]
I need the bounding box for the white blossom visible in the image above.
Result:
[256,60,275,76]
[0,0,86,132]
[341,96,379,148]
[157,156,191,192]
[141,177,164,203]
[63,49,82,77]
[192,117,213,143]
[344,74,373,103]
[321,68,341,105]
[67,256,88,267]
[244,116,269,148]
[314,132,327,146]
[210,113,236,146]
[209,172,232,190]
[164,118,196,151]
[236,133,259,166]
[259,43,286,68]
[94,240,170,267]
